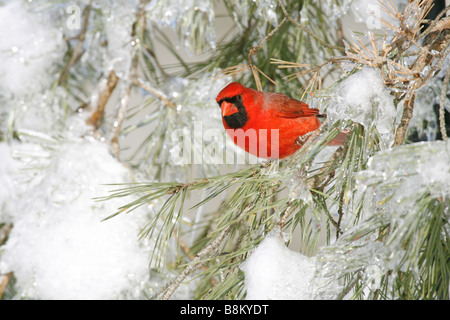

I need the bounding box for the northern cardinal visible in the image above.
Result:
[216,82,329,160]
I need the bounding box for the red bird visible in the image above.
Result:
[216,82,323,160]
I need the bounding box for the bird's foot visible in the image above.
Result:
[296,131,314,146]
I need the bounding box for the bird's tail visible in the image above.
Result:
[316,113,348,146]
[328,131,348,146]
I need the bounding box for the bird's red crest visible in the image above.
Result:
[216,82,245,103]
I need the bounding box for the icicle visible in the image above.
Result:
[147,0,216,54]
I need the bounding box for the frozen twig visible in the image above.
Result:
[277,198,297,230]
[439,67,450,141]
[248,17,287,90]
[392,30,450,145]
[156,224,233,300]
[86,70,119,129]
[295,130,315,146]
[133,78,177,109]
[58,0,93,85]
[393,93,415,146]
[308,144,346,234]
[0,223,12,245]
[111,0,150,158]
[291,118,328,158]
[0,272,13,299]
[0,222,13,298]
[307,144,345,191]
[421,4,450,38]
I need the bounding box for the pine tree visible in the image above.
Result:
[0,0,449,300]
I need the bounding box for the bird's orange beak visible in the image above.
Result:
[221,101,239,117]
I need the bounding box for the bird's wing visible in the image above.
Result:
[265,92,320,118]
